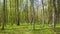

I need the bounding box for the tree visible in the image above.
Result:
[41,0,44,26]
[2,0,6,30]
[52,0,56,29]
[16,0,20,25]
[23,0,29,23]
[30,0,35,30]
[57,0,60,23]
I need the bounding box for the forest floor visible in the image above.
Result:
[0,23,60,34]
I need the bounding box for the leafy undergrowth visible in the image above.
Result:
[0,23,60,34]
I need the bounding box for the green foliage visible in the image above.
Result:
[0,23,60,34]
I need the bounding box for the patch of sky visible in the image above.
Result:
[34,0,41,6]
[34,0,41,12]
[0,0,3,2]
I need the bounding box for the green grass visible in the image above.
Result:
[0,23,60,34]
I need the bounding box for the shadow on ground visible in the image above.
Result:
[55,28,60,34]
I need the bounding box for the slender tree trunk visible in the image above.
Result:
[16,0,20,25]
[47,0,50,24]
[2,0,6,30]
[41,0,44,26]
[52,0,56,29]
[30,0,35,30]
[26,0,29,23]
[24,0,28,23]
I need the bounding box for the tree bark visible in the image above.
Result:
[16,0,20,26]
[52,0,56,29]
[30,0,35,30]
[2,0,6,30]
[41,0,44,26]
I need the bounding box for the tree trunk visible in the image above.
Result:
[30,0,35,30]
[16,0,20,26]
[41,0,44,26]
[52,0,56,29]
[2,0,6,30]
